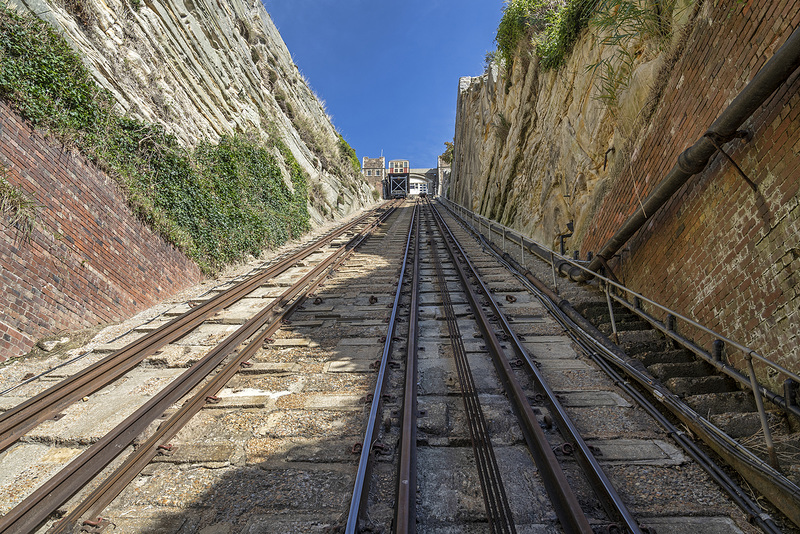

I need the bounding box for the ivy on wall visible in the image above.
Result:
[0,3,310,273]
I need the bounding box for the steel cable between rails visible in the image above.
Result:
[429,201,606,534]
[424,206,517,534]
[0,205,398,534]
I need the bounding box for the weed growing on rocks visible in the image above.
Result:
[0,3,310,273]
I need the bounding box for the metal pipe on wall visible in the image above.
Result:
[567,25,800,282]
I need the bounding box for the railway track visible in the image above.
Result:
[0,199,782,533]
[439,199,800,533]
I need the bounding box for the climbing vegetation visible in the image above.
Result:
[0,165,38,243]
[440,141,454,165]
[0,3,310,273]
[536,0,598,70]
[337,134,360,174]
[495,0,677,76]
[587,0,678,107]
[495,0,598,71]
[495,0,560,69]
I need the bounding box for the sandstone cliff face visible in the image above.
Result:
[9,0,372,224]
[450,1,799,379]
[450,1,693,251]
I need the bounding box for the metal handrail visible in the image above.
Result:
[438,197,797,467]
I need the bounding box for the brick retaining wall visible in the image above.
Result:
[0,100,201,361]
[580,1,799,377]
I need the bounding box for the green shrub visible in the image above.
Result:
[494,0,598,72]
[0,4,311,273]
[536,0,598,70]
[337,134,360,174]
[496,0,563,68]
[440,141,454,164]
[586,0,677,106]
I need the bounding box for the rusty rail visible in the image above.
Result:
[394,203,421,533]
[0,205,391,453]
[41,201,398,534]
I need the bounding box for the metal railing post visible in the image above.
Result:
[605,282,619,344]
[745,353,779,469]
[550,251,558,295]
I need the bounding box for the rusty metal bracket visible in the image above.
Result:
[553,442,575,456]
[371,441,391,455]
[595,255,621,286]
[704,130,757,191]
[79,517,114,533]
[156,443,176,456]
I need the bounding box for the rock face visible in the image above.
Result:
[9,0,373,224]
[450,1,799,384]
[450,1,692,250]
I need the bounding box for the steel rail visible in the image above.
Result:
[443,202,792,532]
[0,206,398,534]
[0,205,390,453]
[440,197,800,430]
[425,205,517,534]
[345,203,418,534]
[428,201,596,534]
[45,201,397,534]
[394,203,421,533]
[434,203,644,532]
[512,243,800,529]
[489,251,785,534]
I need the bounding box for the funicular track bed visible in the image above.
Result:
[356,202,759,533]
[438,199,800,532]
[0,201,773,533]
[0,203,413,533]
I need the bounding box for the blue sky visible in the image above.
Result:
[262,0,504,169]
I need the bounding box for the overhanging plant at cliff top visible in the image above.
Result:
[0,3,310,273]
[495,0,599,71]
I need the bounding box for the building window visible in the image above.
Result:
[366,170,372,176]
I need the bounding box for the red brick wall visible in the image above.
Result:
[580,1,799,378]
[0,101,201,361]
